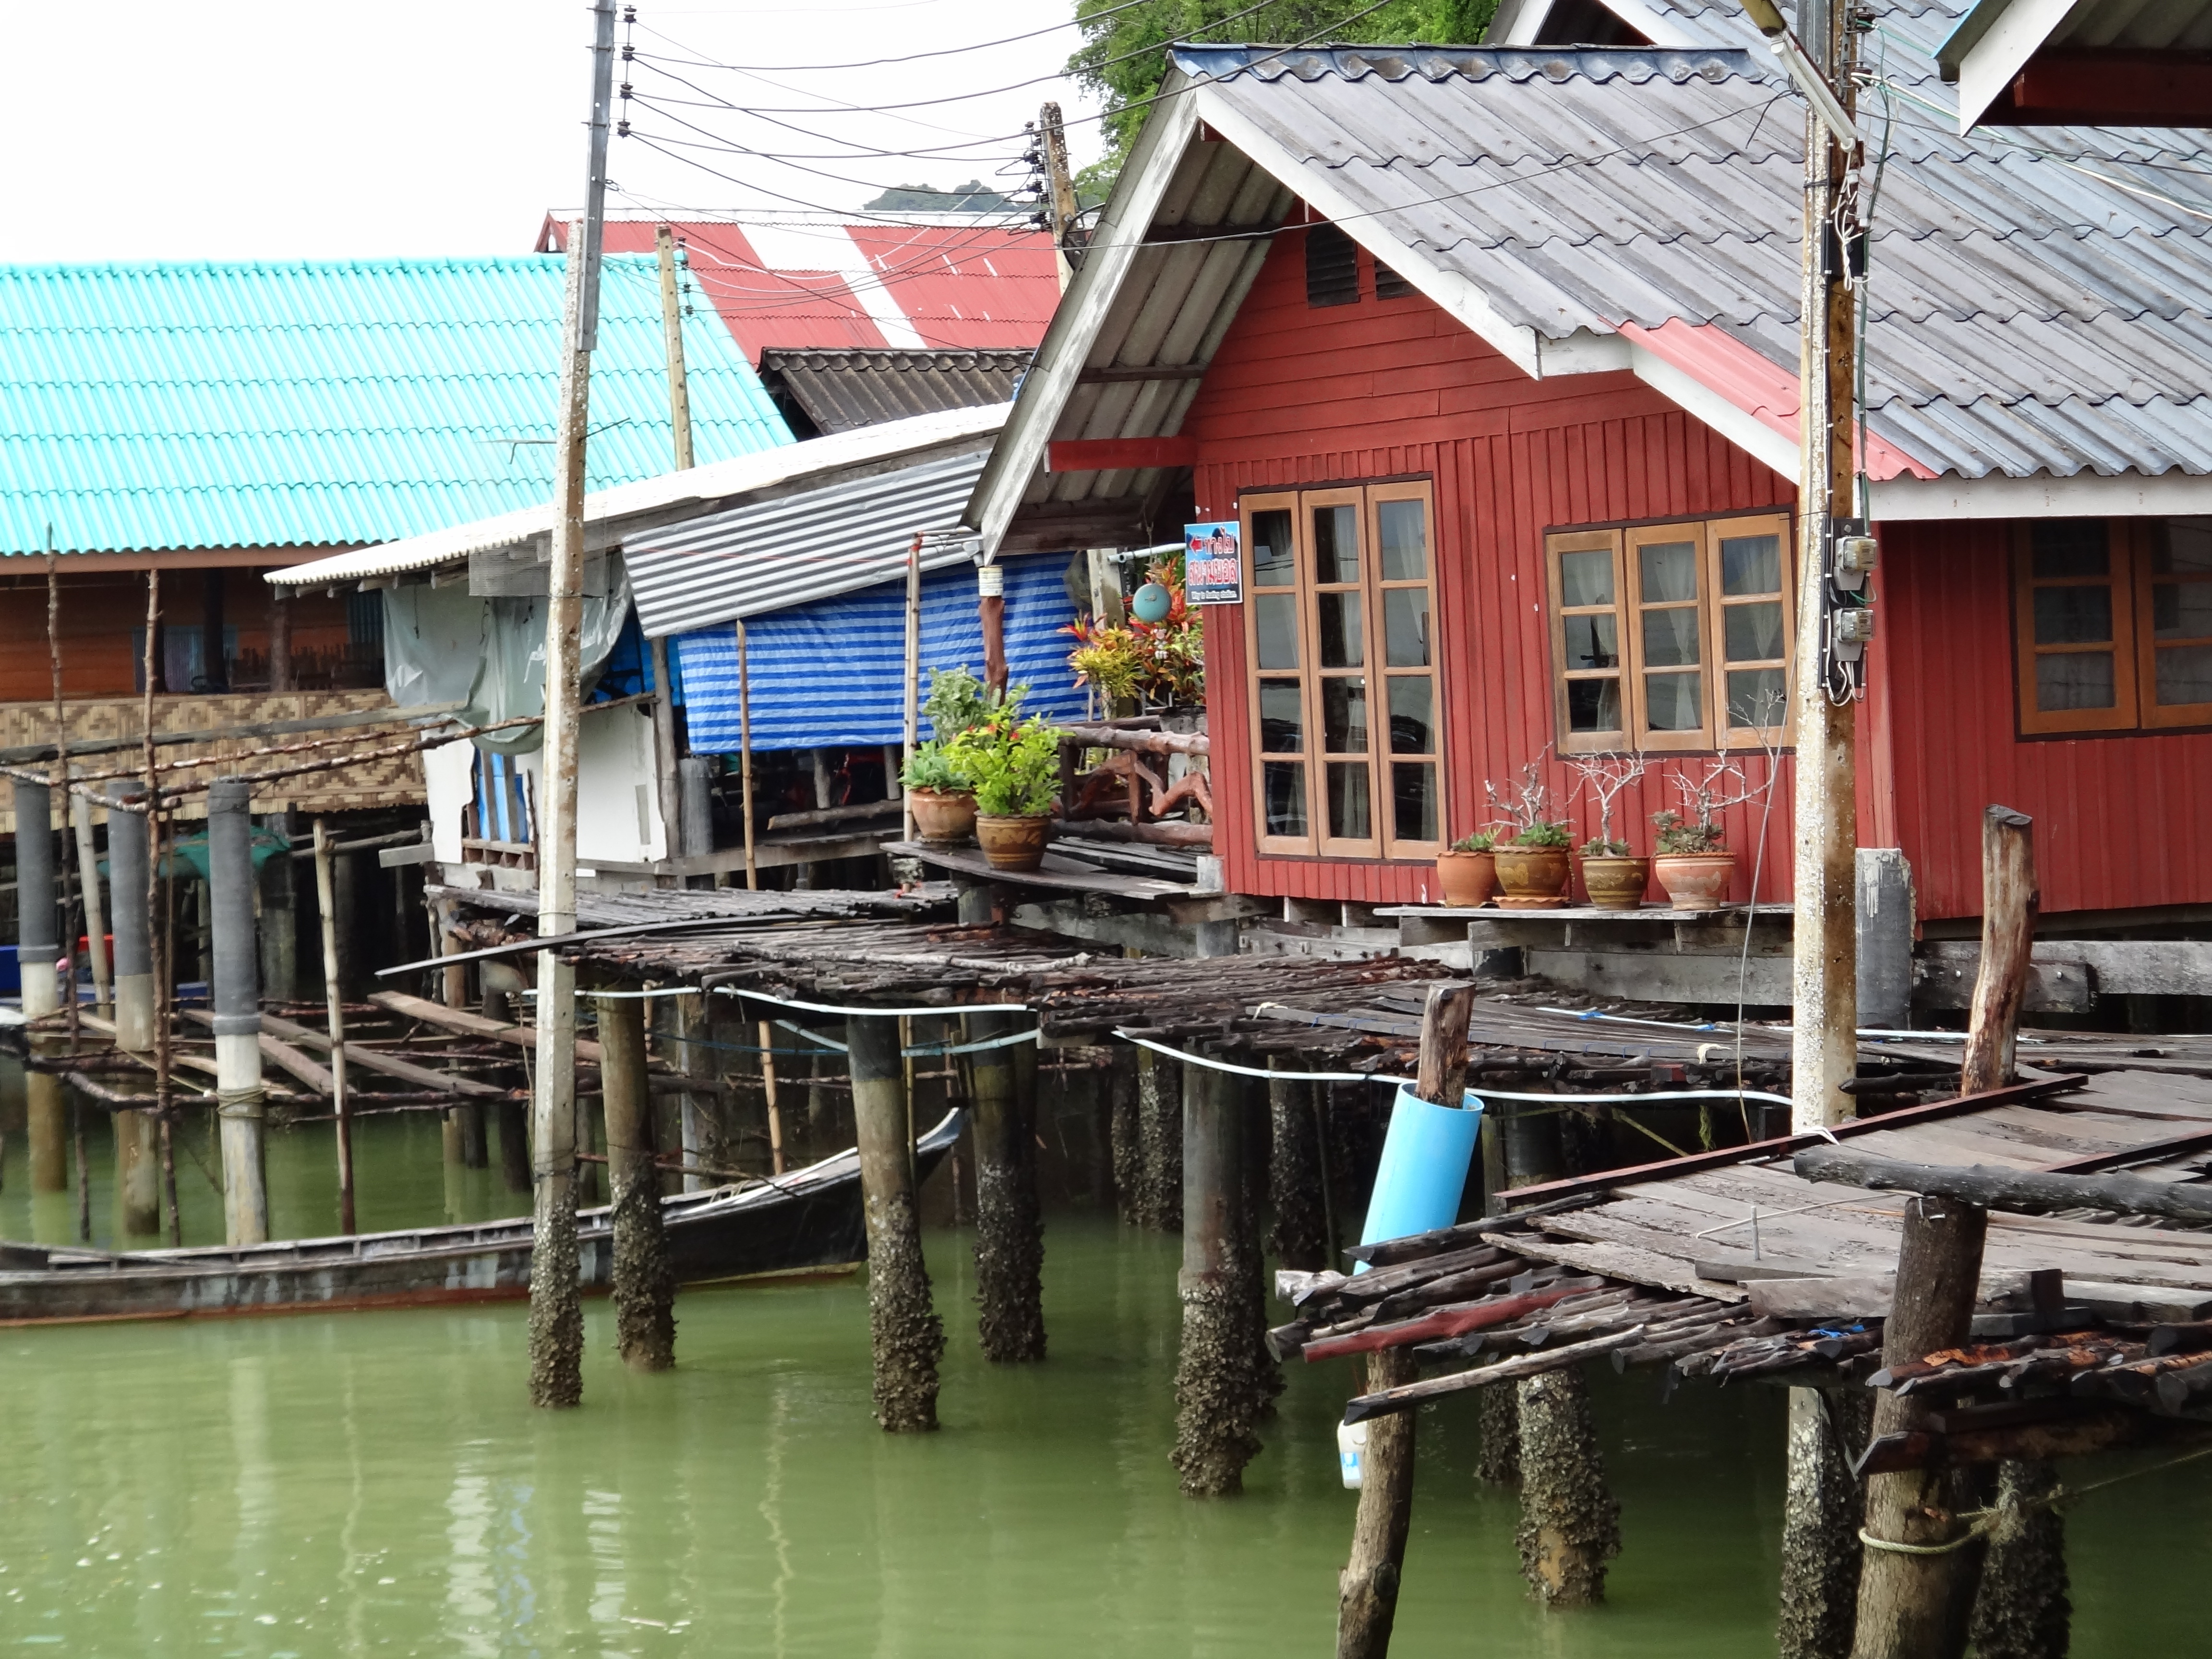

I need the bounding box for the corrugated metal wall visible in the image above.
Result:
[1193,231,1801,907]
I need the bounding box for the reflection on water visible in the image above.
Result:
[0,1074,2204,1654]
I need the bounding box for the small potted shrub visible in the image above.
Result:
[901,741,975,843]
[1649,760,1759,911]
[1485,760,1574,909]
[1565,753,1650,911]
[948,709,1061,872]
[1435,830,1497,908]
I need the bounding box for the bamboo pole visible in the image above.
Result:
[736,620,758,892]
[313,819,356,1234]
[902,534,922,843]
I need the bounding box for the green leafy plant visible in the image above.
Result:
[1062,554,1204,709]
[1651,810,1723,855]
[1512,821,1574,850]
[1565,751,1648,858]
[923,665,1024,742]
[1652,757,1765,855]
[1448,830,1495,854]
[947,710,1062,817]
[900,741,966,793]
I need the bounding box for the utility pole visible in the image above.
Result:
[1037,101,1081,292]
[1768,0,1863,1134]
[529,0,617,1412]
[649,224,693,872]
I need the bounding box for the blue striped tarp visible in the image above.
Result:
[673,555,1088,753]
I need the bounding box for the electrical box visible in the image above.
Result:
[1835,533,1879,586]
[1835,608,1876,646]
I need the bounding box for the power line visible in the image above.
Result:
[635,0,1160,74]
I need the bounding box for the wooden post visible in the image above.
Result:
[313,819,356,1234]
[735,620,758,890]
[759,1018,785,1176]
[1779,1387,1868,1659]
[1851,1192,1989,1659]
[1476,1386,1521,1487]
[106,785,158,1231]
[207,779,269,1247]
[1108,1048,1141,1222]
[652,224,696,469]
[71,794,110,1017]
[1136,1045,1182,1231]
[599,992,675,1370]
[1266,1069,1325,1270]
[671,992,710,1193]
[1966,1460,2069,1659]
[1171,1057,1259,1496]
[1336,981,1476,1657]
[902,534,922,842]
[486,984,532,1194]
[848,1012,943,1431]
[13,780,66,1198]
[1962,807,2035,1097]
[969,1010,1045,1362]
[1515,1365,1623,1606]
[266,585,292,692]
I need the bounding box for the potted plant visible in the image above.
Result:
[901,741,975,843]
[1565,753,1650,911]
[1484,759,1574,910]
[1435,830,1497,908]
[1063,553,1205,717]
[1649,759,1759,911]
[947,709,1062,872]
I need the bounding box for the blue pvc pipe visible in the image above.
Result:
[1356,1083,1484,1271]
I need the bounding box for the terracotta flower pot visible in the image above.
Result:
[1491,843,1571,910]
[1578,854,1652,911]
[1434,849,1497,908]
[908,786,976,844]
[1652,852,1737,911]
[975,812,1051,872]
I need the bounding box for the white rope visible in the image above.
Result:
[521,986,698,1000]
[711,986,1031,1017]
[1114,1030,1404,1085]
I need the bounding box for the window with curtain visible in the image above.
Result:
[1545,512,1794,753]
[2015,517,2212,734]
[1244,481,1442,859]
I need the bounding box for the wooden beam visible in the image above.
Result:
[1962,805,2035,1095]
[367,989,609,1066]
[258,1011,510,1099]
[1075,363,1208,385]
[1993,48,2212,126]
[1793,1144,2212,1225]
[1496,1075,2087,1209]
[0,700,465,768]
[1044,436,1196,474]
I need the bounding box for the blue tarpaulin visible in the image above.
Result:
[672,556,1086,753]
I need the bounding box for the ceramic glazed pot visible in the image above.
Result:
[1652,852,1736,911]
[1491,843,1571,909]
[908,787,976,844]
[1578,854,1652,911]
[1434,849,1498,908]
[975,813,1050,872]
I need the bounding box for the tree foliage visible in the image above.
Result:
[1066,0,1497,193]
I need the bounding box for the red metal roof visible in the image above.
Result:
[540,215,1058,362]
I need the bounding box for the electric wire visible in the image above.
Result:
[633,0,1160,74]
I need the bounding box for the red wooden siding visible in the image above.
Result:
[1879,518,2212,920]
[1192,229,1803,907]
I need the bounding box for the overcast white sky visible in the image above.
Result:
[3,0,1105,261]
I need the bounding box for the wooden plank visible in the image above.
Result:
[1044,436,1197,473]
[1482,1233,1748,1301]
[258,1012,508,1099]
[885,840,1192,901]
[368,990,607,1066]
[180,1010,337,1094]
[1498,1076,2089,1208]
[1923,938,2212,999]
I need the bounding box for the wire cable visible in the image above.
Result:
[636,0,1160,74]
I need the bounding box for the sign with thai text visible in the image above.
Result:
[1183,521,1242,606]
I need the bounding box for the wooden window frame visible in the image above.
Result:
[1548,511,1793,755]
[1242,481,1444,861]
[2014,517,2212,735]
[2133,519,2212,731]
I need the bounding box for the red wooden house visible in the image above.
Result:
[967,8,2212,945]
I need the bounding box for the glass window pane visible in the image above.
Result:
[2032,519,2109,579]
[1377,498,1428,580]
[1258,678,1304,753]
[1559,548,1613,607]
[1322,677,1369,753]
[2036,652,2115,711]
[1564,613,1619,670]
[1392,762,1437,844]
[1639,541,1698,604]
[2152,580,2212,639]
[1262,761,1308,837]
[2033,586,2113,646]
[1318,591,1364,668]
[1725,668,1786,727]
[2153,519,2212,576]
[1645,670,1703,731]
[2156,645,2212,707]
[1255,593,1299,669]
[1566,677,1623,733]
[1642,607,1702,667]
[1387,675,1433,754]
[1312,505,1360,584]
[1250,509,1296,588]
[1720,533,1782,596]
[1723,600,1784,663]
[1383,588,1430,667]
[1327,762,1371,840]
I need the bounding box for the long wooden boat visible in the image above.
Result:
[0,1108,963,1325]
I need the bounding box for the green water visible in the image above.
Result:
[0,1082,2205,1654]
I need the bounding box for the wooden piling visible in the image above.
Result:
[207,779,270,1247]
[1962,806,2035,1097]
[1171,1058,1261,1496]
[969,1011,1045,1362]
[1966,1460,2069,1659]
[1334,981,1476,1652]
[599,993,676,1371]
[312,820,357,1234]
[106,789,159,1233]
[1475,1385,1521,1487]
[1138,1046,1182,1230]
[1107,1050,1141,1220]
[1515,1366,1621,1607]
[1266,1070,1326,1271]
[14,781,67,1197]
[848,1012,942,1431]
[1779,1387,1868,1659]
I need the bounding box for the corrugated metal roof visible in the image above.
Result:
[269,402,1007,590]
[760,347,1029,434]
[969,6,2212,548]
[0,256,791,556]
[625,442,992,637]
[545,214,1060,361]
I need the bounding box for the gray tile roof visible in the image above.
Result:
[1172,2,2212,481]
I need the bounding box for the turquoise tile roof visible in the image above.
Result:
[0,256,793,555]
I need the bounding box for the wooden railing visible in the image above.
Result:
[1056,718,1212,848]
